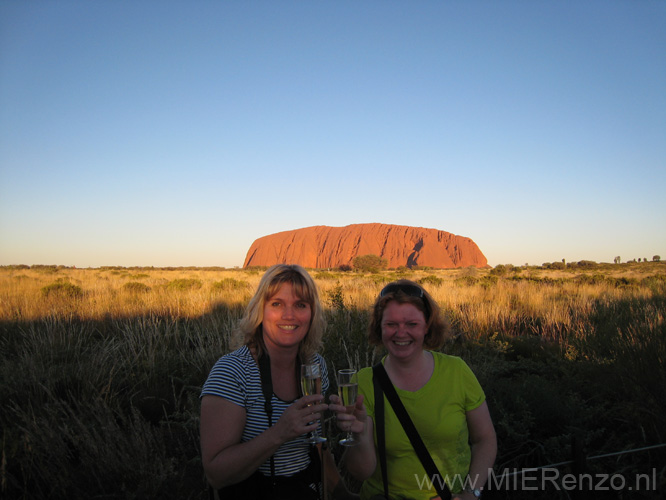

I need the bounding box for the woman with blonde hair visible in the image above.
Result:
[200,264,354,499]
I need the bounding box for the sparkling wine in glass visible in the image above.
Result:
[301,363,326,443]
[337,369,359,446]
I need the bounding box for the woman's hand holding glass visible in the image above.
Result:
[329,392,366,443]
[272,394,328,443]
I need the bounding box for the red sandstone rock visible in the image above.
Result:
[243,223,488,269]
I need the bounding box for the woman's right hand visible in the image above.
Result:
[329,394,366,434]
[273,394,329,441]
[330,394,377,481]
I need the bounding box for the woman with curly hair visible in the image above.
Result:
[330,280,496,500]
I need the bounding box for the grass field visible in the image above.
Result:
[1,262,665,499]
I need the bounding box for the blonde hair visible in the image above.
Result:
[235,264,325,362]
[368,279,450,350]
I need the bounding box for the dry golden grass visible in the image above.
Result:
[0,267,261,321]
[1,263,663,339]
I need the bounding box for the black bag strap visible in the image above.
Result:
[259,353,320,498]
[258,353,277,481]
[373,366,389,498]
[372,362,452,500]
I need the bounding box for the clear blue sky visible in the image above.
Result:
[1,0,664,268]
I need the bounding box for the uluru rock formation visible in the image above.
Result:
[243,223,488,269]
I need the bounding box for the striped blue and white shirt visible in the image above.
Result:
[201,345,330,477]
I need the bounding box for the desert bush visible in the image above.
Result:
[326,283,345,310]
[210,278,250,292]
[244,266,268,274]
[32,265,60,274]
[418,275,443,286]
[642,274,666,294]
[479,275,498,288]
[2,264,30,270]
[314,271,339,280]
[352,254,388,272]
[41,281,84,298]
[461,266,478,277]
[609,276,639,287]
[455,276,478,287]
[123,281,151,293]
[490,264,510,275]
[166,278,203,291]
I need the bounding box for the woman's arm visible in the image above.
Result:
[329,394,377,481]
[200,395,281,489]
[454,401,497,499]
[200,394,328,489]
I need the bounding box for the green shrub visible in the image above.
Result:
[123,282,151,293]
[418,275,443,287]
[490,264,510,276]
[41,282,84,298]
[33,265,59,274]
[166,278,203,291]
[609,276,639,288]
[455,276,478,287]
[210,278,250,292]
[480,275,498,288]
[314,271,339,280]
[575,273,606,285]
[352,254,388,272]
[642,274,666,293]
[370,275,392,286]
[244,266,268,274]
[326,284,345,310]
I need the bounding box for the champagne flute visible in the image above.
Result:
[337,369,359,446]
[300,363,326,443]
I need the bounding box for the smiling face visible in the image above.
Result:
[380,300,428,362]
[261,282,312,353]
